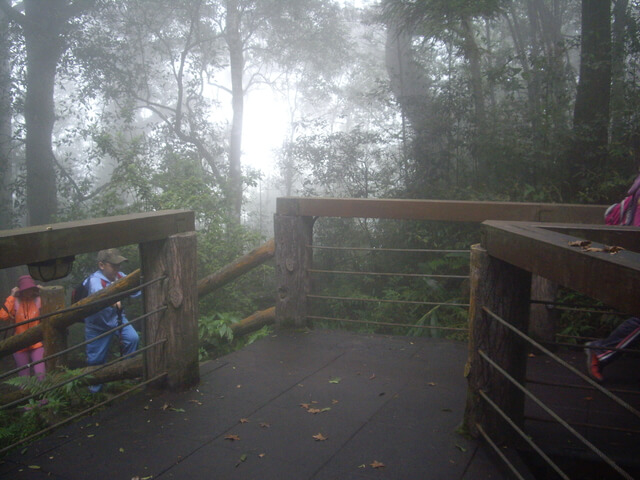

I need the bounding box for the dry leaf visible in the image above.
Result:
[161,403,172,411]
[239,418,249,424]
[568,240,591,247]
[259,422,270,428]
[369,374,376,380]
[307,408,322,414]
[329,377,341,384]
[189,400,203,406]
[225,434,240,441]
[236,384,242,389]
[300,403,311,409]
[312,433,327,441]
[428,382,437,387]
[370,460,385,469]
[583,246,605,253]
[332,399,339,404]
[258,453,266,458]
[604,245,624,254]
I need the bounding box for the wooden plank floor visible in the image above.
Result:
[0,330,510,480]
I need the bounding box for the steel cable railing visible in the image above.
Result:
[483,306,640,419]
[0,306,166,382]
[306,315,469,332]
[478,349,634,480]
[478,306,639,479]
[0,372,167,456]
[307,245,470,332]
[477,391,570,480]
[0,338,166,411]
[475,423,528,480]
[308,294,469,308]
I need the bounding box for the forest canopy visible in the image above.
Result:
[0,0,639,298]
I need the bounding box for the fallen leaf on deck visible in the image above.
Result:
[307,408,322,414]
[605,245,624,254]
[329,377,341,384]
[239,418,249,424]
[455,444,467,452]
[259,422,271,428]
[189,400,203,406]
[332,399,339,404]
[161,403,171,411]
[300,403,311,409]
[428,382,437,386]
[236,384,242,388]
[259,453,266,458]
[358,464,366,468]
[369,374,376,380]
[235,453,247,467]
[568,240,590,247]
[370,460,385,469]
[312,433,327,441]
[28,465,40,470]
[225,434,240,441]
[119,447,124,453]
[583,246,606,253]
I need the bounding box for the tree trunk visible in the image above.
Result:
[226,0,244,222]
[568,0,612,200]
[610,0,634,174]
[22,0,68,225]
[0,8,16,296]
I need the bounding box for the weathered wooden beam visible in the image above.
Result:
[198,238,275,298]
[276,197,607,223]
[0,270,141,358]
[482,221,640,316]
[0,210,195,269]
[141,232,199,391]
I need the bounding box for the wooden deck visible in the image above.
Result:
[0,330,509,480]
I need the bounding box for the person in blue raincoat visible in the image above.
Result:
[84,248,140,392]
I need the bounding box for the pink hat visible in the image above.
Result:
[17,275,38,294]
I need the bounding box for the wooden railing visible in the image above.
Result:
[274,197,607,327]
[0,210,199,391]
[462,221,640,479]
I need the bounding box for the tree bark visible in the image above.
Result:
[274,214,313,328]
[568,0,612,200]
[226,0,244,222]
[0,8,16,297]
[141,232,199,391]
[464,244,531,444]
[0,0,94,226]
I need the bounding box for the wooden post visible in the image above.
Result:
[463,244,531,444]
[274,214,313,328]
[40,286,67,371]
[529,275,558,347]
[140,232,199,391]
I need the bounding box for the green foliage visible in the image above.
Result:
[0,369,101,452]
[197,312,272,361]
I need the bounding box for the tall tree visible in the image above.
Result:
[568,0,612,201]
[0,0,94,225]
